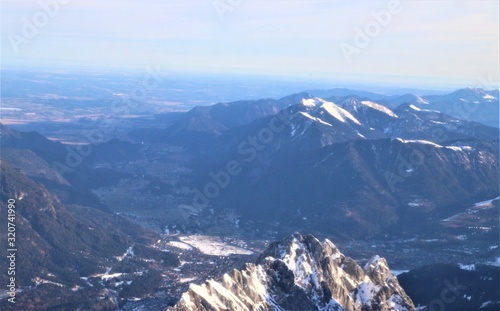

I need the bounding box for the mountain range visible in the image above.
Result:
[0,86,498,310]
[308,87,498,128]
[157,88,498,139]
[179,93,498,238]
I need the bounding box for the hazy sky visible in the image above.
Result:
[1,0,499,88]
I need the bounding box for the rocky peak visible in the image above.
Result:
[170,233,415,311]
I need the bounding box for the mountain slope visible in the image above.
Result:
[0,123,144,211]
[335,98,499,143]
[153,93,313,145]
[0,161,173,310]
[0,160,154,282]
[182,95,499,238]
[170,233,415,311]
[398,263,500,311]
[202,96,497,167]
[202,137,498,238]
[382,88,499,127]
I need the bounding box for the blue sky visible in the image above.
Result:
[1,0,499,88]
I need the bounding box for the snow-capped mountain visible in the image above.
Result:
[144,88,498,150]
[285,98,385,147]
[151,92,314,145]
[188,95,498,237]
[199,95,498,174]
[334,98,499,143]
[208,95,497,158]
[382,88,499,128]
[170,233,415,311]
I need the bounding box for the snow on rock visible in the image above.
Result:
[299,97,362,125]
[415,96,429,104]
[391,270,409,276]
[474,197,499,207]
[299,111,333,126]
[395,138,442,148]
[394,139,474,154]
[355,277,381,307]
[361,101,399,118]
[116,245,135,261]
[302,98,319,107]
[445,146,473,152]
[170,233,415,311]
[172,264,270,311]
[321,100,362,125]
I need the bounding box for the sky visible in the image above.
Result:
[1,0,499,89]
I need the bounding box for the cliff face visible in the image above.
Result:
[170,233,415,311]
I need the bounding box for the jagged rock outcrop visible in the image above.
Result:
[169,233,415,311]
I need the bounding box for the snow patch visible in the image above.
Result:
[168,241,193,251]
[299,111,333,126]
[480,301,500,309]
[445,146,473,151]
[116,245,135,261]
[282,237,317,289]
[32,277,65,288]
[179,235,253,256]
[388,294,410,311]
[416,96,429,104]
[290,123,297,136]
[430,120,447,125]
[487,257,500,267]
[361,100,398,118]
[180,277,198,284]
[321,100,362,125]
[391,270,409,276]
[355,277,381,305]
[101,273,124,280]
[474,196,499,207]
[396,138,442,148]
[302,98,318,107]
[458,263,476,271]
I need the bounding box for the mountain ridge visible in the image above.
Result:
[170,233,415,311]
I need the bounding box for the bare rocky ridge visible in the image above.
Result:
[170,233,415,311]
